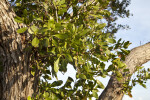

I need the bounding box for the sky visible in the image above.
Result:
[116,0,150,100]
[50,0,150,99]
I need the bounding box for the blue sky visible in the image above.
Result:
[50,0,150,99]
[116,0,150,100]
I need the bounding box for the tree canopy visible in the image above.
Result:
[6,0,150,99]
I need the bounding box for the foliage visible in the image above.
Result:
[123,67,150,97]
[8,0,139,99]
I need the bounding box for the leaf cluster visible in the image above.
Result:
[10,0,133,99]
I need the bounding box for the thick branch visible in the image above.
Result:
[98,43,150,100]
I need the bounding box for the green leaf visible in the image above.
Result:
[99,55,108,62]
[54,34,68,39]
[92,90,98,99]
[38,27,48,33]
[117,38,122,43]
[113,58,126,68]
[106,38,116,44]
[44,38,49,47]
[52,38,58,46]
[23,9,28,16]
[16,3,21,7]
[14,16,23,23]
[96,79,105,89]
[98,42,108,46]
[43,2,48,10]
[43,92,49,98]
[28,28,34,34]
[48,16,55,29]
[80,29,90,36]
[50,92,58,100]
[31,71,35,76]
[116,71,122,79]
[105,49,111,55]
[146,72,149,78]
[72,24,75,33]
[79,74,87,79]
[123,69,129,72]
[29,14,33,22]
[121,49,130,55]
[67,77,74,82]
[51,80,63,87]
[78,56,85,64]
[49,16,54,22]
[30,25,38,34]
[107,65,114,72]
[16,27,28,33]
[64,77,74,89]
[32,37,39,47]
[34,17,42,21]
[96,23,106,29]
[43,75,51,80]
[140,83,146,88]
[58,0,65,5]
[54,57,60,73]
[59,59,67,72]
[55,23,64,31]
[123,41,131,49]
[27,96,32,100]
[65,54,73,62]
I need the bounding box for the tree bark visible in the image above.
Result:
[0,0,39,100]
[99,43,150,100]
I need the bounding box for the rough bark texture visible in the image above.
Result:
[0,0,39,100]
[99,43,150,100]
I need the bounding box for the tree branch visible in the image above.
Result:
[98,42,150,100]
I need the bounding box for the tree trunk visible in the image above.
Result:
[0,0,39,100]
[99,43,150,100]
